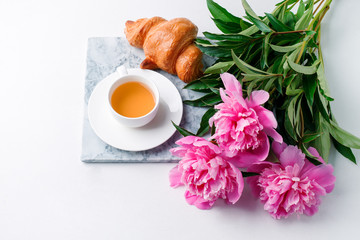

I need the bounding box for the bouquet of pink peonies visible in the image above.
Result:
[169,0,359,219]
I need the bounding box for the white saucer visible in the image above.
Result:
[88,68,183,151]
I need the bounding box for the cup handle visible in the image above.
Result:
[116,65,128,77]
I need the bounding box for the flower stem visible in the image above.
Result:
[314,6,330,32]
[300,108,304,139]
[273,30,310,35]
[288,0,301,11]
[295,0,332,64]
[314,0,325,15]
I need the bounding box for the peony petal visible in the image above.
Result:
[219,88,230,104]
[300,147,326,176]
[184,191,213,210]
[264,128,283,143]
[255,106,277,128]
[307,147,326,164]
[255,106,282,143]
[209,115,214,127]
[247,161,275,173]
[220,73,247,108]
[279,145,305,170]
[175,135,198,146]
[304,205,319,216]
[246,175,261,197]
[246,161,275,197]
[247,90,269,108]
[184,190,199,204]
[169,166,183,188]
[226,164,244,204]
[299,159,314,176]
[193,139,221,154]
[229,132,270,168]
[272,141,288,159]
[220,73,243,97]
[302,164,335,193]
[170,147,188,158]
[283,190,300,211]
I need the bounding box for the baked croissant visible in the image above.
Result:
[125,17,203,83]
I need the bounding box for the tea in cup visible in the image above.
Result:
[108,66,160,128]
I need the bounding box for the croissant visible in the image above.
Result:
[125,17,203,83]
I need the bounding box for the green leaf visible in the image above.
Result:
[302,133,321,143]
[240,25,259,36]
[285,109,297,141]
[296,0,305,20]
[270,42,303,53]
[305,30,317,36]
[261,32,273,69]
[300,143,321,166]
[275,76,283,94]
[286,77,303,96]
[211,122,216,136]
[232,51,253,74]
[209,87,220,95]
[295,1,313,30]
[241,0,260,20]
[284,11,296,29]
[271,55,286,73]
[283,48,301,76]
[317,61,333,101]
[200,78,222,88]
[247,78,263,97]
[314,88,330,122]
[246,45,263,63]
[303,74,317,107]
[203,32,252,42]
[284,74,297,87]
[171,121,195,137]
[211,18,242,34]
[242,74,276,82]
[286,88,303,96]
[285,93,302,137]
[215,41,244,47]
[264,77,276,92]
[240,19,252,30]
[241,172,259,177]
[332,137,357,164]
[183,92,222,107]
[204,61,234,74]
[265,13,292,32]
[232,50,270,74]
[184,78,220,91]
[196,45,232,58]
[287,94,301,129]
[287,57,320,75]
[207,0,241,23]
[183,79,207,90]
[245,13,272,33]
[196,108,217,136]
[328,120,360,149]
[294,95,303,136]
[312,112,331,162]
[195,38,212,46]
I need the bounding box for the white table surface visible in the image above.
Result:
[1,0,359,239]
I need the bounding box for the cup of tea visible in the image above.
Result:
[108,65,160,128]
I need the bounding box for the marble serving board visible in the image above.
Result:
[81,37,213,163]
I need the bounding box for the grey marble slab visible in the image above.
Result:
[81,37,214,163]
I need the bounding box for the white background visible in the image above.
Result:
[1,0,360,239]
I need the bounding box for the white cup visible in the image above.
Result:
[108,65,160,128]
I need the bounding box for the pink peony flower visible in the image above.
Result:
[247,142,336,219]
[209,73,282,167]
[169,136,244,209]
